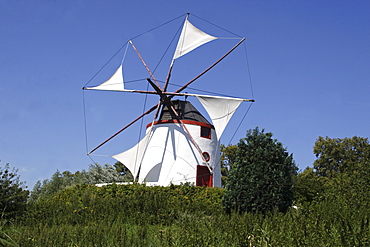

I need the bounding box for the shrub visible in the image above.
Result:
[223,128,298,214]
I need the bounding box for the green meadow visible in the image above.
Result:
[1,183,369,246]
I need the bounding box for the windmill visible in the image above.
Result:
[83,14,254,187]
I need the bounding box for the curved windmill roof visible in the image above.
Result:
[145,100,213,129]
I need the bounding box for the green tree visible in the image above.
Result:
[223,128,298,214]
[0,164,29,219]
[113,161,134,181]
[220,144,237,187]
[313,136,370,178]
[312,136,370,204]
[30,163,134,201]
[293,167,327,206]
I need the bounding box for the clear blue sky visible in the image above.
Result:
[1,0,369,189]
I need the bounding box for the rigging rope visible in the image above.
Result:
[82,90,89,154]
[191,14,243,38]
[133,74,152,181]
[243,42,255,99]
[130,14,186,41]
[211,40,255,184]
[152,22,183,74]
[83,42,128,88]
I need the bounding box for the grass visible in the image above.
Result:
[3,183,370,246]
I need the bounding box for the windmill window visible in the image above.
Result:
[202,152,210,162]
[200,126,211,139]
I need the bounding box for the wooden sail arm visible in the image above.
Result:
[146,78,166,101]
[163,63,173,93]
[163,102,213,172]
[87,104,158,155]
[177,120,213,173]
[172,38,245,96]
[84,87,255,102]
[129,40,162,91]
[147,78,212,171]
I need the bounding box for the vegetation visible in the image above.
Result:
[313,136,370,178]
[295,136,370,208]
[2,183,370,246]
[223,128,298,214]
[0,163,29,220]
[0,133,369,246]
[220,144,237,186]
[30,162,133,202]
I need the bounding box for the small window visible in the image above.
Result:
[202,152,210,162]
[200,126,211,139]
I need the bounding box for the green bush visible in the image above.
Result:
[0,164,29,220]
[223,128,298,214]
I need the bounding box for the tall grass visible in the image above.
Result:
[5,183,370,246]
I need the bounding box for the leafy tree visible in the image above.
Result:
[223,128,298,214]
[29,170,87,202]
[220,144,237,187]
[313,136,370,178]
[30,163,134,201]
[0,164,29,219]
[113,161,133,180]
[311,136,370,204]
[293,167,327,206]
[86,163,128,184]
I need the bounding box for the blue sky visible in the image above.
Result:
[1,0,369,189]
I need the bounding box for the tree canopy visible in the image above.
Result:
[223,127,298,214]
[30,162,133,201]
[0,163,29,219]
[220,144,237,187]
[313,136,370,177]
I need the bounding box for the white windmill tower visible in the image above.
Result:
[83,14,254,187]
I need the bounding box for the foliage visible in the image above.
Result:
[293,167,327,206]
[0,164,29,220]
[3,183,369,246]
[220,144,237,187]
[2,134,370,245]
[25,183,224,226]
[313,136,370,178]
[312,136,370,203]
[0,222,18,247]
[223,127,298,214]
[29,163,133,202]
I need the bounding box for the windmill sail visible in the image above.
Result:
[173,19,218,60]
[196,95,244,140]
[84,65,128,92]
[112,128,152,179]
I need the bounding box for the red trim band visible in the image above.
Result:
[146,120,214,129]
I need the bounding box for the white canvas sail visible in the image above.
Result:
[112,129,152,179]
[85,65,126,91]
[196,95,244,140]
[173,19,218,60]
[137,123,202,184]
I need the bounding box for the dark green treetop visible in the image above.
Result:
[0,163,29,219]
[223,127,298,214]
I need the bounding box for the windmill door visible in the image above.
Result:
[196,165,213,187]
